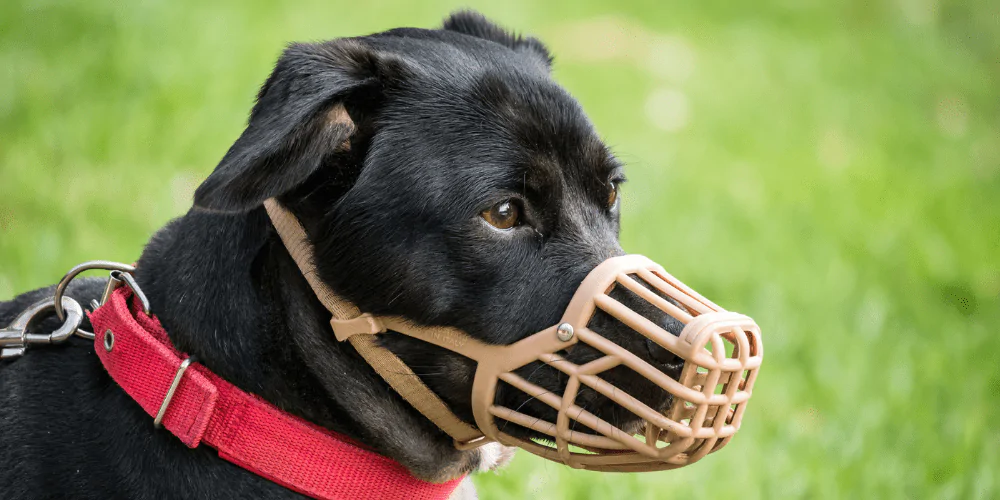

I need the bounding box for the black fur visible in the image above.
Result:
[1,11,681,498]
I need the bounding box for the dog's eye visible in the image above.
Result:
[481,199,521,230]
[608,182,620,208]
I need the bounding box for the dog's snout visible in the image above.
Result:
[645,337,682,370]
[597,275,687,372]
[648,313,685,370]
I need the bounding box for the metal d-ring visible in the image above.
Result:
[73,270,149,340]
[53,261,136,321]
[51,261,150,341]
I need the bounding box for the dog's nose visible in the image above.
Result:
[599,273,687,373]
[643,309,685,371]
[645,337,683,370]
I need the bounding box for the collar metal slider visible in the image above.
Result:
[154,356,196,428]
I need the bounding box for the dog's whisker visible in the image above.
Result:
[386,281,405,307]
[499,388,556,434]
[521,364,548,386]
[567,388,594,434]
[611,386,619,429]
[386,370,449,379]
[569,404,591,434]
[568,400,593,446]
[521,356,574,386]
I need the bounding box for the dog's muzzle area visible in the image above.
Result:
[468,255,763,472]
[498,282,686,439]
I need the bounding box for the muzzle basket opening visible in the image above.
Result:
[478,257,763,472]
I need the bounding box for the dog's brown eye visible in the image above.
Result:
[481,200,520,230]
[608,183,620,208]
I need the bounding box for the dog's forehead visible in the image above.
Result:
[355,30,617,219]
[380,63,612,199]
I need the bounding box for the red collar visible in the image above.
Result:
[88,287,464,500]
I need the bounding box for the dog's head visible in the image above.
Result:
[194,11,682,449]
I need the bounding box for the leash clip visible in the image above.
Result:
[0,297,84,359]
[2,261,149,361]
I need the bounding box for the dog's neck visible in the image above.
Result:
[133,206,486,482]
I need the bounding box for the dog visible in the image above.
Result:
[1,11,684,499]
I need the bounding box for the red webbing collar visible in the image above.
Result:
[88,287,464,500]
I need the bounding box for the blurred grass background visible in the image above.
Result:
[2,0,998,498]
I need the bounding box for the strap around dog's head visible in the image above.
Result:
[263,199,487,447]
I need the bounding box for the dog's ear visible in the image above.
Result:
[194,40,402,212]
[443,10,552,69]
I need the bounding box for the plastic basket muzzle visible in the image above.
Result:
[464,254,764,471]
[359,254,761,471]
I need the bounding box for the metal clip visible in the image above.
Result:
[1,297,84,359]
[2,261,149,359]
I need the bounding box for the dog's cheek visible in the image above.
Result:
[442,353,477,404]
[381,335,480,419]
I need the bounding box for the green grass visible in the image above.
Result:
[2,1,998,498]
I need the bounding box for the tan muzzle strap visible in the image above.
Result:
[264,199,763,471]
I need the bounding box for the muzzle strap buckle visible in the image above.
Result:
[330,314,385,341]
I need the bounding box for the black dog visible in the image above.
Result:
[1,11,682,499]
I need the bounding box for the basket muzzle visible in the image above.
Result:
[468,254,763,471]
[379,254,763,472]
